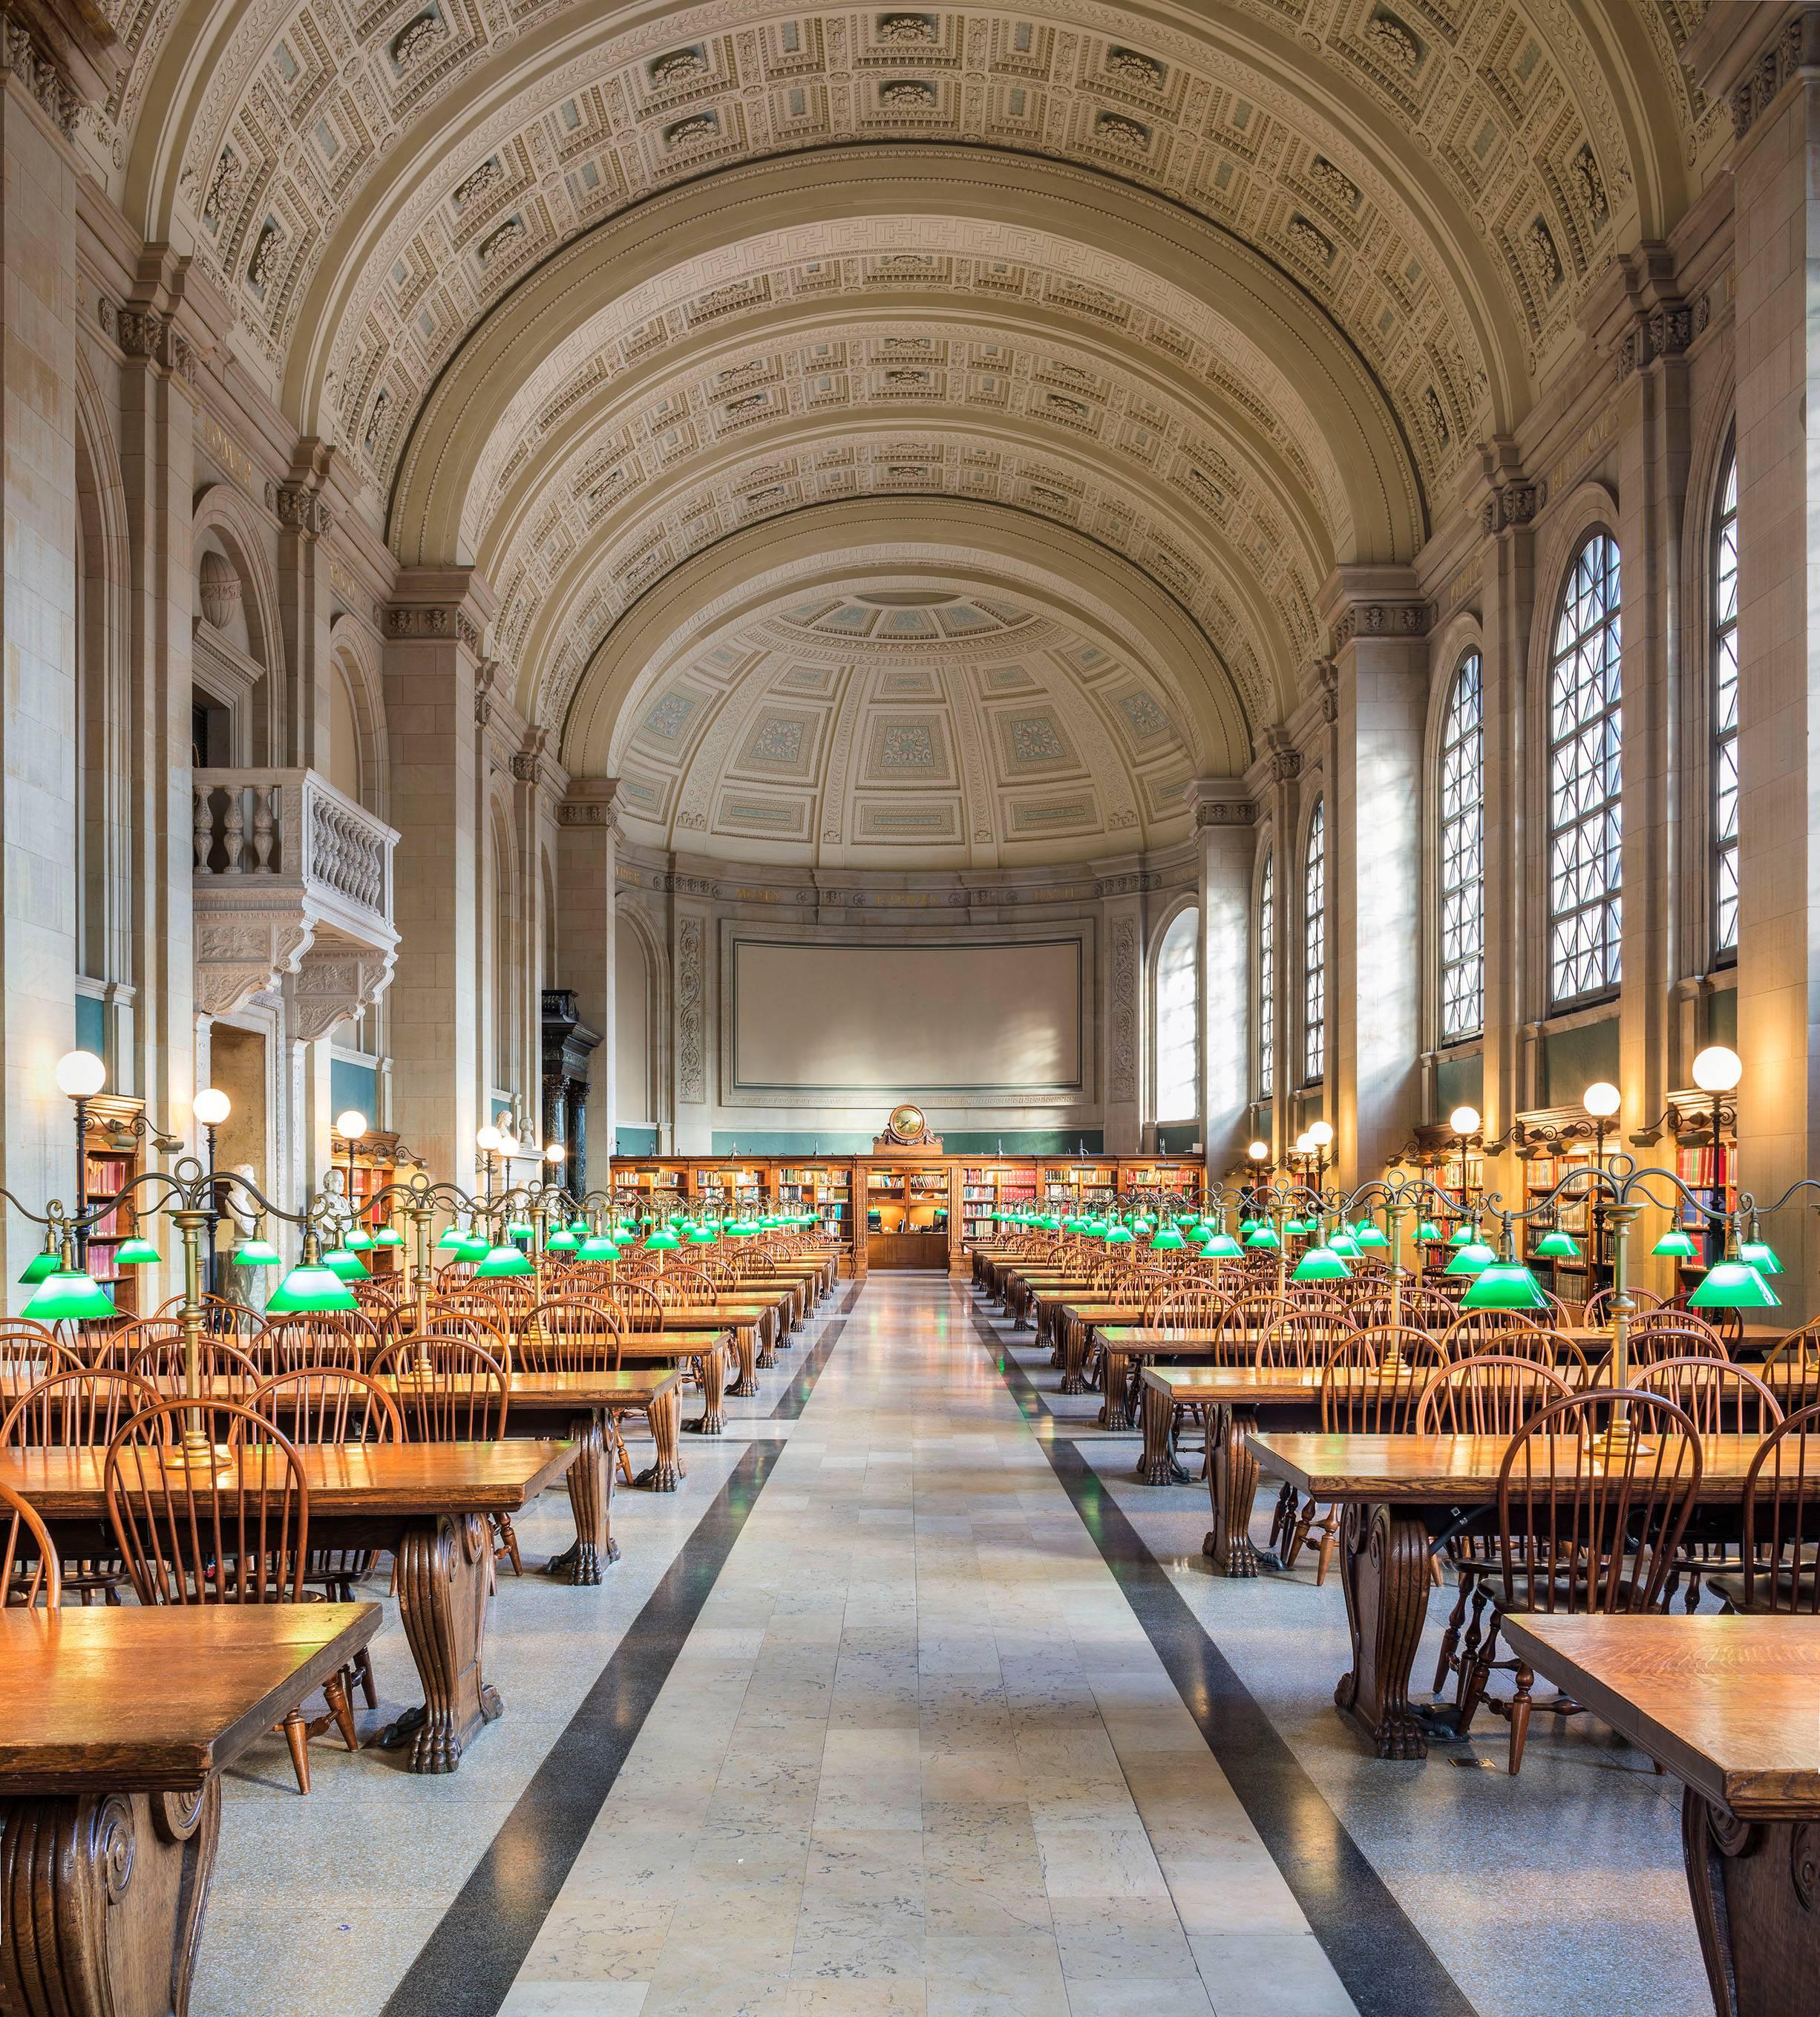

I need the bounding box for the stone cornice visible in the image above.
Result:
[1329,601,1430,653]
[559,775,621,834]
[1725,9,1820,139]
[384,563,494,656]
[0,2,98,138]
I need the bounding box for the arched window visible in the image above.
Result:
[1548,534,1623,1007]
[1713,451,1739,958]
[1303,798,1326,1083]
[1257,847,1275,1099]
[1438,652,1485,1041]
[1156,908,1199,1122]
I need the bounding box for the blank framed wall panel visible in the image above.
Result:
[725,928,1087,1103]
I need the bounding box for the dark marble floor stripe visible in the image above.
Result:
[770,1307,851,1417]
[382,1313,845,2017]
[969,1300,1479,2017]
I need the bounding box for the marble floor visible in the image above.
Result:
[200,1272,1709,2017]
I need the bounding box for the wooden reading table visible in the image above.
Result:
[0,1602,381,2017]
[1498,1613,1820,2017]
[1,1439,575,1775]
[1246,1431,1771,1764]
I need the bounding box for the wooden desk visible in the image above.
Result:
[500,1368,682,1572]
[643,1304,770,1396]
[1502,1614,1820,2017]
[0,1603,380,2017]
[1050,1304,1156,1412]
[1248,1431,1769,1763]
[1139,1361,1326,1540]
[2,1440,574,1775]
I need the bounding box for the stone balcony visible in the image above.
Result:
[192,769,400,1039]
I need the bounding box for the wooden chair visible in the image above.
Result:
[1762,1324,1820,1413]
[372,1337,520,1577]
[1283,1330,1449,1583]
[522,1298,625,1373]
[1584,1286,1663,1327]
[1256,1309,1355,1368]
[255,1312,380,1375]
[1441,1310,1544,1359]
[1391,1284,1463,1333]
[1456,1389,1702,1772]
[1,1480,59,1608]
[250,1368,403,1715]
[1626,1309,1728,1365]
[0,1370,155,1606]
[1473,1324,1592,1386]
[614,1283,668,1334]
[104,1397,338,1793]
[1712,1403,1820,1615]
[0,1331,77,1413]
[152,1293,262,1341]
[127,1334,263,1399]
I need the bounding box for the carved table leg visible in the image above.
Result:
[379,1512,503,1773]
[1332,1499,1432,1760]
[0,1779,220,2017]
[636,1387,686,1490]
[727,1323,760,1396]
[756,1309,777,1369]
[1059,1314,1089,1396]
[1098,1347,1134,1430]
[548,1408,618,1583]
[687,1343,728,1432]
[1205,1404,1266,1575]
[1136,1377,1190,1485]
[1680,1788,1820,2016]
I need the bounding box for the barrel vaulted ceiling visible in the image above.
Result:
[94,0,1723,848]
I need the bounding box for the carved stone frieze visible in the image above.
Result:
[115,309,196,385]
[1614,296,1710,381]
[385,604,483,653]
[1195,800,1254,826]
[1331,601,1431,653]
[286,950,395,1042]
[270,480,333,539]
[1730,15,1820,140]
[0,10,82,137]
[1481,482,1543,535]
[1109,916,1137,1103]
[677,915,706,1103]
[1270,749,1302,782]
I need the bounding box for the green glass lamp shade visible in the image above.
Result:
[436,1224,473,1252]
[1133,1216,1153,1234]
[1327,1232,1363,1259]
[1739,1239,1784,1277]
[372,1226,405,1248]
[1651,1227,1700,1259]
[544,1227,579,1252]
[1688,1260,1781,1310]
[22,1267,116,1321]
[458,1229,492,1261]
[112,1236,163,1266]
[476,1242,534,1279]
[1281,1217,1309,1238]
[232,1236,281,1266]
[1415,1220,1442,1243]
[505,1220,534,1240]
[1448,1222,1478,1247]
[1461,1260,1550,1311]
[1238,1217,1259,1236]
[647,1227,680,1251]
[568,1217,591,1235]
[686,1223,718,1244]
[1444,1240,1496,1277]
[577,1232,619,1261]
[1292,1246,1352,1283]
[321,1245,371,1281]
[343,1227,373,1251]
[1533,1229,1580,1260]
[1201,1232,1244,1259]
[264,1262,358,1315]
[17,1248,61,1285]
[1103,1223,1134,1245]
[1353,1223,1389,1249]
[1149,1226,1185,1251]
[612,1224,639,1243]
[1244,1223,1281,1250]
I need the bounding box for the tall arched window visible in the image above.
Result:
[1548,534,1623,1006]
[1438,652,1485,1041]
[1713,450,1739,958]
[1303,798,1326,1082]
[1156,908,1199,1122]
[1257,847,1275,1099]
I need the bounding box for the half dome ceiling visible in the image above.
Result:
[91,1,1724,840]
[614,583,1197,866]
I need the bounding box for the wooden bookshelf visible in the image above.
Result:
[81,1099,145,1317]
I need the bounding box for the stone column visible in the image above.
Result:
[273,446,334,770]
[382,568,491,1185]
[1696,7,1820,1321]
[1325,579,1430,1187]
[557,779,618,1178]
[1190,780,1255,1175]
[0,41,86,1287]
[1260,742,1301,1160]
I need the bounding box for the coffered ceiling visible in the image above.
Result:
[91,1,1724,846]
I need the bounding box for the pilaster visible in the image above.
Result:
[382,566,491,1184]
[1189,778,1254,1174]
[557,777,619,1174]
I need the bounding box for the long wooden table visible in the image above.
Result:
[0,1602,381,2017]
[498,1368,681,1567]
[2,1439,574,1774]
[1502,1615,1820,2017]
[1248,1431,1770,1763]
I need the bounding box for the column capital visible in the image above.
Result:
[559,776,621,834]
[511,728,571,802]
[384,565,494,656]
[1187,777,1254,829]
[1689,4,1820,140]
[1317,566,1430,656]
